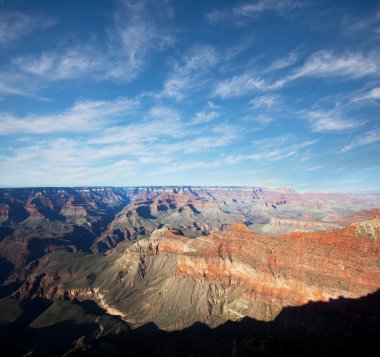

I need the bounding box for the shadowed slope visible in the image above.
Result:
[0,289,379,356]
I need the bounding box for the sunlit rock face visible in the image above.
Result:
[16,218,380,331]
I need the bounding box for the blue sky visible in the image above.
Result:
[0,0,379,190]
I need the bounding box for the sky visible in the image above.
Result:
[0,0,379,190]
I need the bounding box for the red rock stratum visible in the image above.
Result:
[16,217,380,331]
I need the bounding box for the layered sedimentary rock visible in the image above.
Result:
[0,188,130,269]
[1,187,380,356]
[1,186,380,286]
[16,218,380,331]
[60,196,88,222]
[0,204,9,223]
[92,188,380,251]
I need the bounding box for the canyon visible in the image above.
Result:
[0,186,379,355]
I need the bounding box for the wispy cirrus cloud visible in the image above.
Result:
[249,94,280,109]
[233,0,303,17]
[13,47,102,80]
[251,134,293,148]
[251,139,319,161]
[0,97,139,134]
[354,87,380,101]
[206,0,303,25]
[89,117,239,164]
[341,9,380,39]
[266,51,299,72]
[1,1,379,189]
[213,50,380,98]
[7,0,174,89]
[190,111,219,125]
[0,138,138,186]
[341,129,380,152]
[213,73,275,98]
[287,50,379,81]
[224,137,317,164]
[0,81,30,97]
[88,118,184,147]
[106,0,174,81]
[0,103,241,186]
[249,148,298,161]
[161,45,219,100]
[305,109,361,133]
[0,11,54,46]
[182,125,239,153]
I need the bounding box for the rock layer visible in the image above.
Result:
[16,218,380,331]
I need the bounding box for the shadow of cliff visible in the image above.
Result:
[0,290,379,356]
[80,289,380,357]
[0,257,14,285]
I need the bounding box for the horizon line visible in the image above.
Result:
[0,185,379,194]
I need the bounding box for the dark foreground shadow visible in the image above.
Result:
[0,289,379,356]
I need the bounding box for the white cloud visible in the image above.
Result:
[0,97,240,185]
[306,110,361,132]
[207,101,220,109]
[88,118,183,146]
[0,82,29,96]
[223,149,297,164]
[206,0,303,24]
[213,73,274,98]
[0,139,138,186]
[88,105,184,146]
[233,0,303,17]
[205,9,228,24]
[249,94,280,108]
[13,47,102,80]
[354,87,380,101]
[266,51,298,71]
[161,45,218,100]
[0,97,139,134]
[342,10,380,38]
[341,129,380,152]
[250,138,317,161]
[10,0,174,85]
[213,50,380,99]
[0,12,54,45]
[241,114,274,126]
[182,133,236,153]
[249,149,298,161]
[124,122,238,156]
[252,134,293,148]
[190,111,219,125]
[223,36,255,61]
[365,87,380,99]
[288,50,379,81]
[224,138,317,164]
[292,140,319,149]
[106,0,174,81]
[0,105,241,186]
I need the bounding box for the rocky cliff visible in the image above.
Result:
[16,218,380,331]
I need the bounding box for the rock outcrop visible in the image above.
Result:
[16,218,380,331]
[0,203,9,223]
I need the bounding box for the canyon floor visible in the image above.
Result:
[0,186,379,356]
